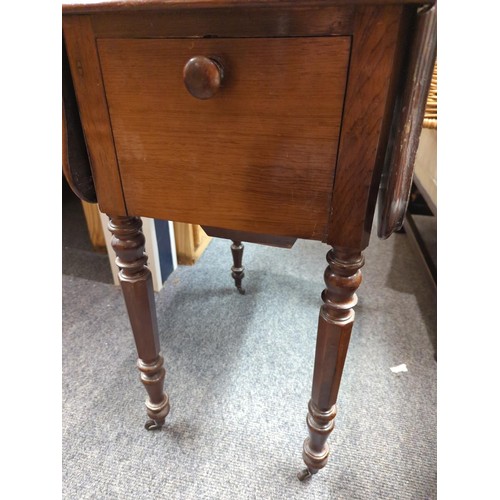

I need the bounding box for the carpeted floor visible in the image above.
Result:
[62,224,436,499]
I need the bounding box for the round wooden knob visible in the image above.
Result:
[183,56,224,100]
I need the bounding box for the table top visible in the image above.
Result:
[63,0,435,14]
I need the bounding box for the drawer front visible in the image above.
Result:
[98,37,350,239]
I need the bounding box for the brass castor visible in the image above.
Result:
[144,419,163,431]
[297,467,316,481]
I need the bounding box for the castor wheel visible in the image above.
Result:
[236,285,246,295]
[144,419,163,431]
[297,468,314,481]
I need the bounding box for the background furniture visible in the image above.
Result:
[63,0,436,482]
[404,62,437,284]
[173,223,212,265]
[81,201,106,251]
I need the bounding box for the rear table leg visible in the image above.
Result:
[230,240,245,295]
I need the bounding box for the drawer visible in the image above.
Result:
[98,37,351,239]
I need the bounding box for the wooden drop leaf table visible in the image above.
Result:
[62,0,436,481]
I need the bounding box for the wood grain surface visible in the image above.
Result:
[90,6,354,38]
[377,3,437,239]
[108,215,170,429]
[98,37,350,239]
[202,226,297,248]
[173,222,211,265]
[62,37,97,203]
[63,16,127,215]
[82,201,107,249]
[301,247,364,478]
[63,0,435,15]
[326,5,407,249]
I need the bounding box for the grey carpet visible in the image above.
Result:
[62,230,436,499]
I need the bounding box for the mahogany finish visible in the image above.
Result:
[90,6,354,38]
[62,39,96,203]
[97,36,350,239]
[377,3,437,239]
[108,216,170,429]
[62,0,436,484]
[202,226,296,248]
[63,0,434,14]
[63,16,126,215]
[300,247,364,480]
[326,5,409,250]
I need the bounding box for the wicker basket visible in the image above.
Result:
[422,62,437,129]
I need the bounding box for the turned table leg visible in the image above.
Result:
[299,247,364,480]
[230,240,245,294]
[108,215,170,430]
